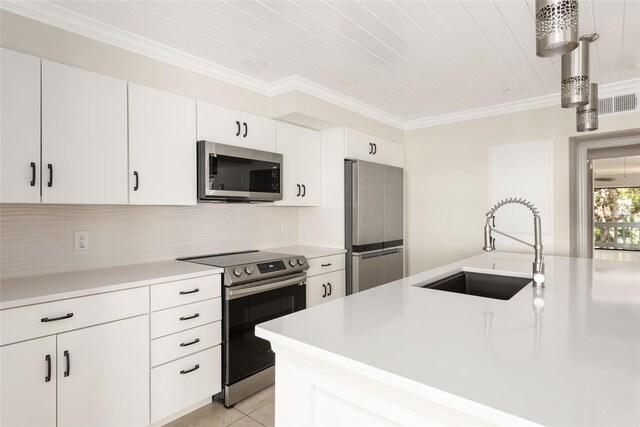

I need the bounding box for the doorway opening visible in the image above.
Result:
[571,132,640,259]
[592,156,640,262]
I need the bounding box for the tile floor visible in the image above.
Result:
[165,385,275,427]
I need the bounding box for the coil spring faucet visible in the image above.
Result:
[483,197,545,287]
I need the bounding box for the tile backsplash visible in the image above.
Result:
[0,204,299,279]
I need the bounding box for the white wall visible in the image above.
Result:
[0,204,298,279]
[405,106,640,275]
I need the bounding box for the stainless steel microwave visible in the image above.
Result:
[197,141,283,202]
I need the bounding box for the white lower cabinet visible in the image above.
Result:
[0,315,149,427]
[148,274,223,424]
[307,269,346,308]
[1,336,57,427]
[151,346,221,423]
[57,315,150,427]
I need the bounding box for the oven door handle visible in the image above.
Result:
[227,274,306,299]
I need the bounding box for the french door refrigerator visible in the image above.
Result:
[345,160,404,294]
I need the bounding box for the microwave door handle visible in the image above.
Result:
[227,274,306,299]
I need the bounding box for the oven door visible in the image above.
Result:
[224,273,306,388]
[198,141,283,202]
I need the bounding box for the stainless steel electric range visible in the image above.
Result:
[180,250,308,407]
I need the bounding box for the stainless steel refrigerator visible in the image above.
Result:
[345,160,404,294]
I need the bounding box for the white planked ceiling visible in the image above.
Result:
[3,0,639,127]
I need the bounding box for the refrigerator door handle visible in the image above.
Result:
[354,251,383,260]
[381,247,403,256]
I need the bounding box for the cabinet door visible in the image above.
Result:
[129,83,196,205]
[240,111,276,152]
[41,60,128,204]
[196,100,241,146]
[57,315,149,427]
[324,269,346,302]
[306,274,330,308]
[345,129,404,167]
[0,336,57,427]
[0,48,41,203]
[274,122,301,205]
[296,126,321,206]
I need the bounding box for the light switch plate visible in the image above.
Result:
[74,231,89,251]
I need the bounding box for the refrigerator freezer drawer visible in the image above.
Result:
[352,248,404,294]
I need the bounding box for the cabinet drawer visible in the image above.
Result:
[1,287,149,346]
[151,321,221,367]
[307,254,345,277]
[150,298,221,339]
[151,274,221,312]
[306,270,346,308]
[151,346,221,423]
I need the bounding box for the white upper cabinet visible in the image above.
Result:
[196,100,275,152]
[344,128,404,168]
[128,83,196,205]
[0,49,41,204]
[41,60,128,204]
[275,122,321,206]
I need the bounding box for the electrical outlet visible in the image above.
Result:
[74,231,89,251]
[281,222,288,235]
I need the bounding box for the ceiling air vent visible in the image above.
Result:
[598,92,638,116]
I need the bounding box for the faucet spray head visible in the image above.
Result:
[483,225,495,252]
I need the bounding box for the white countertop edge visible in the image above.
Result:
[256,326,541,427]
[0,267,223,310]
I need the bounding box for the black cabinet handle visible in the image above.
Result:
[296,184,301,197]
[327,282,332,296]
[45,354,51,383]
[47,164,53,187]
[180,338,200,347]
[180,364,200,374]
[322,284,327,298]
[321,263,332,267]
[235,120,241,137]
[133,171,139,191]
[63,350,70,377]
[369,143,373,154]
[41,313,73,323]
[243,122,248,138]
[373,143,377,155]
[179,313,200,321]
[30,162,36,186]
[301,184,306,197]
[179,288,199,295]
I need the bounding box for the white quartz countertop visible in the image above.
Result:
[0,261,222,310]
[263,245,346,259]
[257,252,640,426]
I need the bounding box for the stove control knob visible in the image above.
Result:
[297,258,305,266]
[233,268,242,277]
[245,266,254,275]
[289,259,297,267]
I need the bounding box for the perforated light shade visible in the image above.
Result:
[536,0,579,57]
[577,83,598,132]
[561,39,589,108]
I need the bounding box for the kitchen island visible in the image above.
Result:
[256,252,640,426]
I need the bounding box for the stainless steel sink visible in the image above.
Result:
[419,271,532,300]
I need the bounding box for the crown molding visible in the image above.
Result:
[0,1,273,96]
[2,2,639,133]
[269,76,406,129]
[405,78,640,130]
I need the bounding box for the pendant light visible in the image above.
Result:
[577,83,598,132]
[561,37,590,108]
[536,0,579,57]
